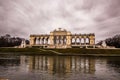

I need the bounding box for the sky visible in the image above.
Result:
[0,0,120,42]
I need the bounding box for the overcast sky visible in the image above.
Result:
[0,0,120,42]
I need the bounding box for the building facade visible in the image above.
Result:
[30,28,95,48]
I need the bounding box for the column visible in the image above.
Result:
[30,37,35,45]
[84,38,86,45]
[89,37,95,45]
[61,36,63,45]
[66,35,71,48]
[79,38,81,45]
[56,36,59,45]
[46,38,48,45]
[34,37,36,45]
[58,36,60,44]
[36,37,39,45]
[49,32,54,45]
[38,37,40,45]
[88,38,90,45]
[54,36,56,45]
[63,36,66,44]
[39,37,41,45]
[43,37,45,45]
[44,37,47,45]
[41,38,44,45]
[75,38,77,45]
[89,34,95,46]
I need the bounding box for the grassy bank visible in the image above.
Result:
[47,48,120,54]
[0,48,120,56]
[46,48,120,56]
[0,48,57,55]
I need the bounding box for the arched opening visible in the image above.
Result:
[81,38,84,45]
[43,38,46,44]
[76,38,80,45]
[72,38,75,44]
[35,38,40,45]
[47,38,50,44]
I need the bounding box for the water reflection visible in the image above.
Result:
[0,55,120,80]
[0,55,20,66]
[25,56,95,74]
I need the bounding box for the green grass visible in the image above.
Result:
[46,48,120,54]
[0,48,57,55]
[0,48,120,56]
[46,48,120,56]
[0,48,39,52]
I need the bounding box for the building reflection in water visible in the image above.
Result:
[0,55,120,80]
[21,56,96,75]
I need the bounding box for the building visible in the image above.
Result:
[20,39,27,48]
[30,28,95,48]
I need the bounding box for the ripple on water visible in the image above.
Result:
[0,55,120,80]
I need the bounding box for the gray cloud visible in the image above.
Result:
[0,0,120,42]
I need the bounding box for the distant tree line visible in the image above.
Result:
[0,34,29,47]
[97,34,120,48]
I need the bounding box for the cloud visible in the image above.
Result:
[0,0,120,41]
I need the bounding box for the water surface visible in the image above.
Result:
[0,54,120,80]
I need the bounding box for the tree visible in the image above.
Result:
[0,34,29,47]
[105,34,120,48]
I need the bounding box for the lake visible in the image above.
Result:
[0,54,120,80]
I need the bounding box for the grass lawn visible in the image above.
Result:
[0,48,120,56]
